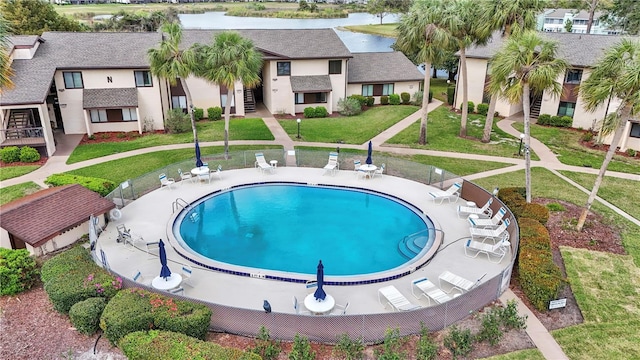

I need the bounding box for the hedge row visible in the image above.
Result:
[40,246,121,314]
[100,288,212,345]
[537,114,573,128]
[0,248,39,296]
[120,330,260,360]
[0,146,41,163]
[45,173,116,197]
[498,188,563,311]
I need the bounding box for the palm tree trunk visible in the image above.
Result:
[223,88,233,159]
[522,83,532,203]
[481,93,498,143]
[459,46,469,137]
[419,61,431,145]
[586,0,598,34]
[576,108,628,231]
[182,80,198,143]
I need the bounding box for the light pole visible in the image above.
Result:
[296,118,301,139]
[518,133,525,156]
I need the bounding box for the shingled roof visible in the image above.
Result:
[348,52,423,83]
[83,88,138,108]
[0,184,115,248]
[290,75,332,92]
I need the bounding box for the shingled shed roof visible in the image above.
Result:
[0,184,115,248]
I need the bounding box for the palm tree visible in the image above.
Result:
[489,31,568,203]
[576,39,640,231]
[196,31,262,158]
[394,0,450,145]
[148,22,199,142]
[0,14,14,92]
[479,0,545,143]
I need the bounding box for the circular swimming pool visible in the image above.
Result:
[170,183,440,283]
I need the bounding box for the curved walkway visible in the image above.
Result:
[3,104,640,360]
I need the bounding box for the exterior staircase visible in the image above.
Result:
[529,96,542,118]
[4,110,33,139]
[244,88,256,113]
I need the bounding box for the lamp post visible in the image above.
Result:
[296,118,301,139]
[518,133,525,156]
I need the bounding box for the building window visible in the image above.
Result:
[220,93,235,108]
[630,123,640,138]
[172,96,187,109]
[295,92,327,104]
[89,109,107,123]
[277,62,291,76]
[362,83,394,97]
[558,101,576,117]
[63,72,83,89]
[565,69,582,84]
[329,60,342,74]
[122,108,137,121]
[362,85,373,96]
[134,71,153,87]
[382,83,394,96]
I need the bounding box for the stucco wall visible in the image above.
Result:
[455,58,487,109]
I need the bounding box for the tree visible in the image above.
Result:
[394,0,451,145]
[489,31,568,203]
[602,0,640,35]
[576,39,640,231]
[367,0,412,25]
[0,14,13,92]
[196,31,262,159]
[148,22,199,143]
[0,0,85,35]
[479,0,545,143]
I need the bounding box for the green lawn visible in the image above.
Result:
[340,23,398,37]
[0,165,40,181]
[430,78,453,103]
[0,182,42,206]
[387,106,539,159]
[67,118,273,164]
[278,105,419,144]
[483,349,545,360]
[55,2,301,17]
[512,122,640,174]
[559,171,640,220]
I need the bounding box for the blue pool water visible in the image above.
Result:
[176,184,433,276]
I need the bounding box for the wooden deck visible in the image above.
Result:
[0,137,46,147]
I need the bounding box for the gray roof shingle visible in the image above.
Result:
[348,52,423,83]
[8,35,40,48]
[290,75,332,92]
[83,88,138,108]
[544,8,604,20]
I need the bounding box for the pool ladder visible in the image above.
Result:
[172,198,190,213]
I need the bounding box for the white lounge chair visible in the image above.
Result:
[169,287,185,295]
[331,302,350,315]
[212,164,223,180]
[378,285,421,311]
[464,237,510,263]
[457,198,493,218]
[468,207,507,228]
[469,218,511,242]
[373,163,385,178]
[159,173,175,189]
[180,264,194,287]
[438,271,476,293]
[293,296,310,315]
[132,269,150,286]
[255,153,274,174]
[146,240,160,259]
[305,280,318,293]
[411,277,459,305]
[177,168,194,184]
[323,152,339,176]
[428,182,462,204]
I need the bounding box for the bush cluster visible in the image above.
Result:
[250,326,281,360]
[447,86,455,105]
[119,330,260,360]
[100,288,212,345]
[289,333,316,360]
[347,94,368,108]
[476,103,489,116]
[338,97,362,116]
[69,297,107,335]
[40,246,122,314]
[0,248,39,296]
[380,95,389,105]
[498,188,563,311]
[20,146,41,162]
[460,101,475,113]
[389,94,401,105]
[537,114,573,127]
[476,300,527,346]
[164,108,191,134]
[207,106,223,120]
[303,106,328,118]
[365,96,374,107]
[44,173,116,197]
[0,146,40,163]
[400,92,411,105]
[333,332,365,360]
[193,107,204,121]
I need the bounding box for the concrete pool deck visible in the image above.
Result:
[97,166,512,315]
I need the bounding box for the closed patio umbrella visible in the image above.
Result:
[314,260,327,301]
[159,239,171,280]
[195,140,203,167]
[365,141,373,165]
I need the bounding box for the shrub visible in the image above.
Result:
[520,203,549,225]
[70,297,107,335]
[476,103,489,116]
[428,89,433,103]
[537,114,552,125]
[193,107,204,121]
[374,327,406,360]
[365,96,374,107]
[558,115,573,127]
[250,326,281,360]
[303,107,316,118]
[581,131,594,142]
[447,86,455,105]
[44,173,116,197]
[0,248,39,296]
[314,106,328,117]
[416,323,437,360]
[412,91,423,106]
[627,148,637,157]
[443,326,473,360]
[389,93,401,105]
[380,95,389,105]
[460,101,475,113]
[120,330,261,360]
[41,246,122,314]
[498,300,527,330]
[333,332,364,360]
[100,288,212,345]
[207,106,222,120]
[289,333,315,360]
[477,309,503,346]
[347,94,367,107]
[518,248,564,311]
[338,97,363,116]
[18,146,40,162]
[0,146,20,163]
[400,92,411,104]
[164,108,191,134]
